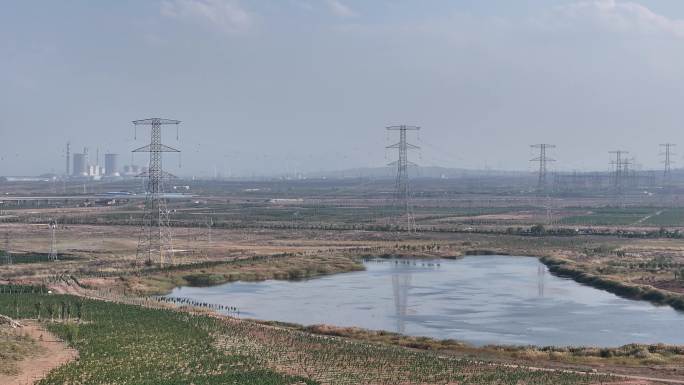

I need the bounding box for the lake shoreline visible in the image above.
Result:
[140,249,684,315]
[539,256,684,312]
[250,318,684,368]
[166,255,684,347]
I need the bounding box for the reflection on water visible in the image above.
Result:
[392,273,411,333]
[538,264,545,297]
[167,256,684,347]
[389,260,441,333]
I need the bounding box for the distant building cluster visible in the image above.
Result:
[67,144,146,180]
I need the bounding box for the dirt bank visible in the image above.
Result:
[0,321,78,385]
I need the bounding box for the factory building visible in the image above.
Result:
[72,153,88,176]
[104,153,120,177]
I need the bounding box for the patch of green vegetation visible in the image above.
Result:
[0,287,315,385]
[643,208,684,227]
[559,207,656,226]
[1,253,79,265]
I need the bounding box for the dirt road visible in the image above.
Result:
[0,321,78,385]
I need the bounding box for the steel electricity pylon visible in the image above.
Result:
[48,220,58,261]
[206,215,213,245]
[660,143,676,183]
[530,144,555,192]
[132,118,181,267]
[610,150,630,195]
[386,125,420,232]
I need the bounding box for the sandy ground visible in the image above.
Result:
[0,321,78,385]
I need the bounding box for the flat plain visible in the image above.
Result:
[1,178,684,384]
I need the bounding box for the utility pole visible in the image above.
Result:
[660,143,676,184]
[386,125,420,233]
[530,144,555,192]
[610,150,630,197]
[48,220,58,261]
[132,118,181,267]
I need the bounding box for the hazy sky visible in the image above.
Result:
[3,0,684,177]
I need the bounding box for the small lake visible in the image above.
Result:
[166,256,684,347]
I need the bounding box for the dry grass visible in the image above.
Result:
[266,322,684,371]
[0,325,38,376]
[1,221,683,303]
[214,318,611,385]
[124,253,365,295]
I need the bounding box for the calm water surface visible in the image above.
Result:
[167,256,684,347]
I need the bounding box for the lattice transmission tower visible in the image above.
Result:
[530,144,555,193]
[660,143,676,184]
[48,220,58,261]
[386,125,420,232]
[206,216,214,245]
[610,150,631,196]
[132,118,181,267]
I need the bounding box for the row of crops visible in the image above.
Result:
[560,207,684,227]
[0,286,616,384]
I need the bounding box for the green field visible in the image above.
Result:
[1,253,79,265]
[58,203,532,227]
[642,208,684,226]
[559,207,684,227]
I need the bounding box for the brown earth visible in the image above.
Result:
[633,279,684,295]
[0,321,78,385]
